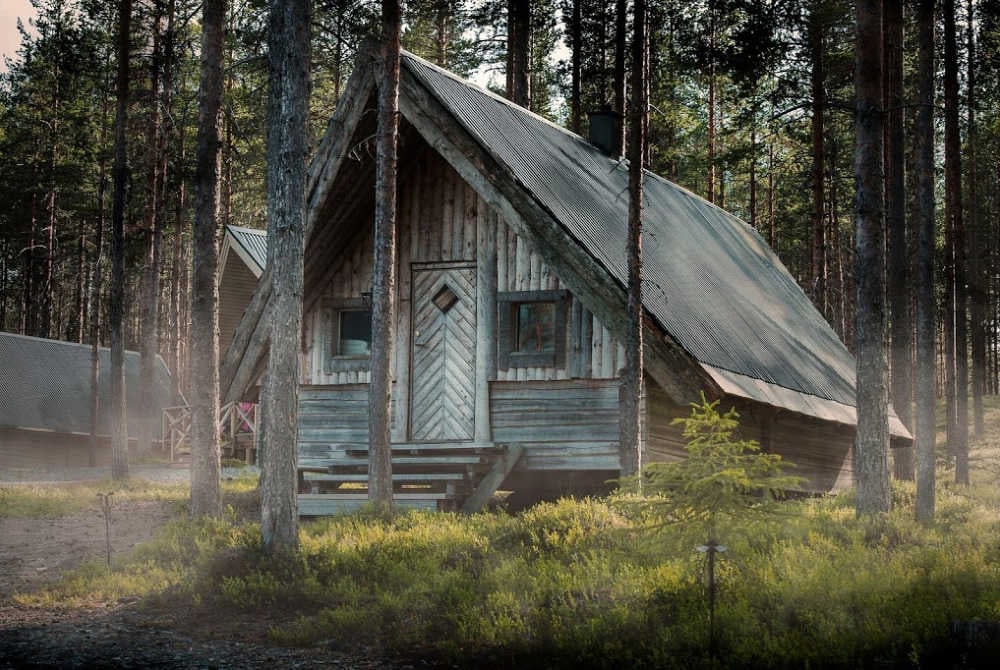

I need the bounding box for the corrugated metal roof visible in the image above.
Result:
[403,53,863,418]
[0,332,177,439]
[226,225,268,274]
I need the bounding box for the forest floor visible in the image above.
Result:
[0,467,413,669]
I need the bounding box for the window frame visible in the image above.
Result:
[325,298,372,373]
[497,289,569,370]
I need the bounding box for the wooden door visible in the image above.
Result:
[410,264,477,440]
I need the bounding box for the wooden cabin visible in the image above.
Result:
[221,51,911,514]
[0,332,177,468]
[219,225,267,366]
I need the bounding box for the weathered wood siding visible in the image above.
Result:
[645,380,854,493]
[297,385,371,464]
[219,253,260,364]
[490,380,620,470]
[304,234,375,385]
[304,145,624,390]
[493,221,624,381]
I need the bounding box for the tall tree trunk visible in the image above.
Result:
[41,62,61,341]
[73,219,85,342]
[261,0,311,550]
[853,0,890,516]
[171,120,187,398]
[506,0,530,107]
[944,0,969,485]
[109,0,132,482]
[914,0,936,522]
[621,0,647,478]
[89,87,110,467]
[767,133,775,248]
[884,0,912,479]
[614,0,627,152]
[570,0,581,134]
[25,193,38,335]
[138,0,165,459]
[707,5,716,205]
[190,0,226,517]
[810,1,826,316]
[369,0,401,508]
[967,0,986,438]
[749,97,758,230]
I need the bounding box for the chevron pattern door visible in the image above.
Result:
[410,264,477,441]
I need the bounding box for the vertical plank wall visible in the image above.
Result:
[303,147,625,387]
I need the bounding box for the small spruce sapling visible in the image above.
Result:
[623,394,804,540]
[621,395,803,658]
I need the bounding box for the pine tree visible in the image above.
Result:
[853,0,890,516]
[190,0,226,517]
[260,0,311,550]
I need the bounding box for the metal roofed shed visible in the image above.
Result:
[0,332,177,468]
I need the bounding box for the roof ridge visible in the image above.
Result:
[226,223,267,236]
[0,331,169,367]
[401,51,602,152]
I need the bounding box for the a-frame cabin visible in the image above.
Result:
[221,51,911,514]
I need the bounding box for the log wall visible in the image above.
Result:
[645,380,854,493]
[490,379,620,470]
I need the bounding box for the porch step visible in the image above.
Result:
[296,441,522,514]
[302,454,487,469]
[299,493,447,516]
[302,472,468,483]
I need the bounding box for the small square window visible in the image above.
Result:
[325,298,372,373]
[516,302,556,353]
[498,290,569,369]
[337,310,371,356]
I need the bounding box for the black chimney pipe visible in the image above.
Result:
[587,108,623,157]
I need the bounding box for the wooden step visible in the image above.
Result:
[305,454,487,468]
[345,441,500,454]
[303,472,468,483]
[299,493,449,516]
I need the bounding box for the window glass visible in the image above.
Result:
[338,310,371,356]
[516,302,556,353]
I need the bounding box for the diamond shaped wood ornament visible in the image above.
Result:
[432,284,458,313]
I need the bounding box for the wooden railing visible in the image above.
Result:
[162,401,258,464]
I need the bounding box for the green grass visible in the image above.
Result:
[0,479,189,518]
[9,408,1000,668]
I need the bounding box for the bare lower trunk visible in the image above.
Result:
[810,2,826,317]
[570,0,581,134]
[109,0,132,482]
[260,0,311,550]
[884,0,912,480]
[853,0,890,516]
[89,98,109,467]
[914,0,936,522]
[967,0,985,439]
[369,0,401,507]
[943,0,968,485]
[614,0,626,152]
[506,0,530,107]
[620,0,647,479]
[190,0,226,517]
[139,2,165,459]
